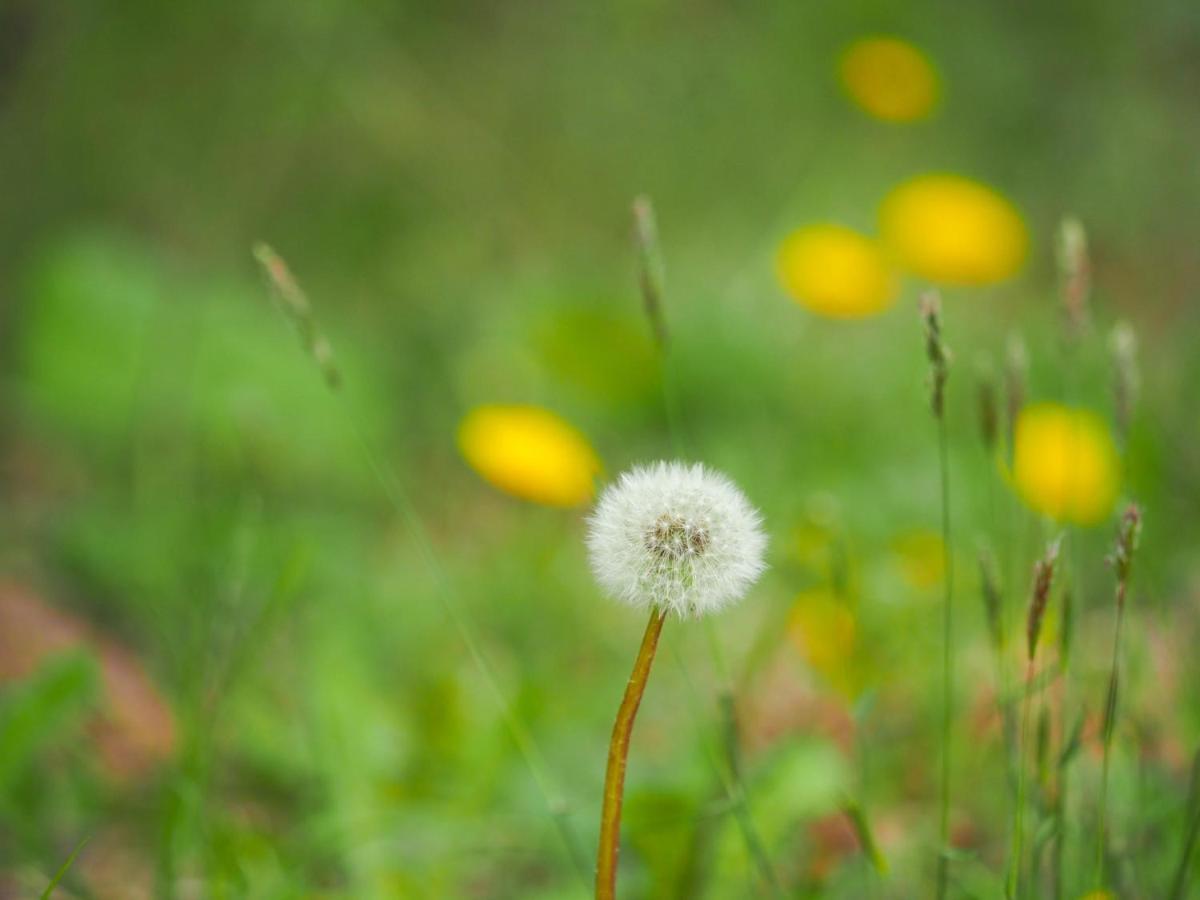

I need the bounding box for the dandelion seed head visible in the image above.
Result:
[587,461,767,618]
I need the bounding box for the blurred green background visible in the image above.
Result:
[2,1,1200,897]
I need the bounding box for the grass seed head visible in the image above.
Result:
[1110,321,1139,448]
[632,195,669,349]
[1057,216,1091,341]
[920,290,951,419]
[1026,538,1061,661]
[975,355,999,453]
[977,544,1004,651]
[253,243,341,390]
[1108,504,1143,607]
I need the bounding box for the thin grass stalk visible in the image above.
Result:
[597,608,669,900]
[936,409,955,898]
[632,196,779,893]
[979,546,1016,793]
[254,245,590,886]
[40,836,90,900]
[1093,598,1124,887]
[1095,505,1142,889]
[1052,216,1092,900]
[1169,748,1200,900]
[920,292,954,898]
[705,623,784,896]
[978,359,1017,794]
[1008,541,1060,899]
[1009,657,1036,900]
[668,641,783,896]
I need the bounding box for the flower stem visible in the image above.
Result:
[1008,659,1036,899]
[597,607,668,900]
[936,411,955,899]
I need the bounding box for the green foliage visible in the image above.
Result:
[2,0,1199,896]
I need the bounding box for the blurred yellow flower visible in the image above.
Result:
[789,587,858,693]
[891,530,946,590]
[458,405,601,507]
[1012,404,1119,526]
[879,174,1028,285]
[839,37,939,122]
[777,225,898,318]
[1077,892,1114,900]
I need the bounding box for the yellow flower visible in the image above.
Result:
[457,405,601,507]
[891,530,946,590]
[789,587,858,694]
[1012,404,1119,526]
[879,174,1028,285]
[776,225,898,318]
[839,37,939,122]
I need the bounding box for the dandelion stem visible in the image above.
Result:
[597,607,668,900]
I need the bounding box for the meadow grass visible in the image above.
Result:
[3,6,1199,897]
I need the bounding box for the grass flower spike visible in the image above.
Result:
[588,461,766,899]
[587,461,767,618]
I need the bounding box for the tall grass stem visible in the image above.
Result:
[255,246,590,887]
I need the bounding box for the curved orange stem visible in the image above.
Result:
[596,608,668,900]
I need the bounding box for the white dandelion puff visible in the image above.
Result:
[586,461,767,618]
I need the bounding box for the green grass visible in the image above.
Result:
[2,2,1200,897]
